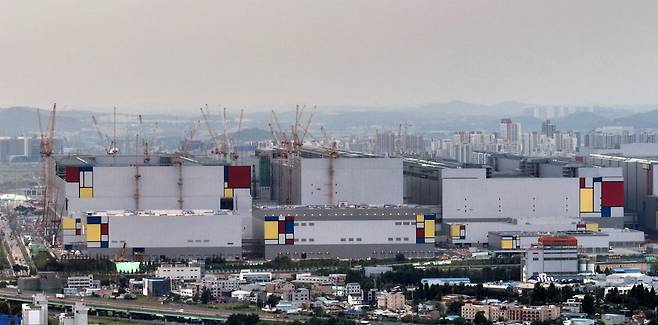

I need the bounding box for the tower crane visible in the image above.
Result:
[230,109,244,161]
[37,103,57,239]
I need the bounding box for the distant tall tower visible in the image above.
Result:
[499,118,522,144]
[541,120,556,137]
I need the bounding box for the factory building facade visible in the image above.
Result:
[253,205,439,259]
[584,154,658,233]
[61,210,242,259]
[404,155,632,247]
[52,155,252,259]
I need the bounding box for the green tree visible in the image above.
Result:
[582,294,595,315]
[0,301,9,314]
[200,288,211,304]
[474,311,488,324]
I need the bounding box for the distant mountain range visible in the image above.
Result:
[2,102,658,139]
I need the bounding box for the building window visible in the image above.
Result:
[395,222,402,225]
[341,238,346,242]
[396,238,401,241]
[349,238,354,242]
[309,238,314,242]
[309,222,315,226]
[388,238,393,242]
[356,238,362,242]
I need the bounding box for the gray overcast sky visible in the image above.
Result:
[1,0,658,112]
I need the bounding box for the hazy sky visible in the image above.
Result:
[1,0,658,112]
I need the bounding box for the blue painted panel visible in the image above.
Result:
[87,216,101,224]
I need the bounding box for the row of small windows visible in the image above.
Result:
[294,222,315,226]
[186,239,211,243]
[388,237,410,242]
[340,238,363,242]
[394,221,412,226]
[294,238,315,242]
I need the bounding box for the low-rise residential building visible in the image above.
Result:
[461,303,560,322]
[265,280,296,294]
[285,288,310,303]
[155,263,203,281]
[377,291,406,311]
[508,305,560,322]
[238,270,272,283]
[66,275,100,290]
[200,275,241,298]
[461,303,507,321]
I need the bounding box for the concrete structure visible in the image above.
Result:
[155,264,203,281]
[61,209,242,260]
[58,303,91,325]
[523,236,579,281]
[22,293,48,325]
[255,205,439,259]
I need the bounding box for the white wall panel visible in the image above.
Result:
[107,214,240,248]
[442,178,579,220]
[293,220,416,245]
[300,158,402,205]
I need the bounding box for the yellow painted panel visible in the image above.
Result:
[416,214,424,222]
[224,188,234,198]
[80,187,93,199]
[501,239,513,249]
[264,221,278,240]
[62,217,75,230]
[424,220,435,238]
[86,224,100,242]
[450,224,461,237]
[579,188,594,212]
[585,223,599,232]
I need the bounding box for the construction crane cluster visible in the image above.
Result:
[200,105,245,161]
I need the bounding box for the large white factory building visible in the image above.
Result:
[51,154,252,259]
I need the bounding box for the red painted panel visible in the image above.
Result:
[75,229,81,236]
[579,178,585,188]
[65,167,80,182]
[416,228,424,238]
[285,239,294,245]
[602,181,624,207]
[227,166,251,189]
[100,223,109,235]
[539,235,577,246]
[285,215,294,221]
[278,221,285,233]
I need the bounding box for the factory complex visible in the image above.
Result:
[44,148,650,261]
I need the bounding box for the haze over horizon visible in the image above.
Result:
[2,0,658,112]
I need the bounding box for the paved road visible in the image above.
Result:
[0,214,30,276]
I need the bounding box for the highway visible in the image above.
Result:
[0,288,408,324]
[0,213,30,276]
